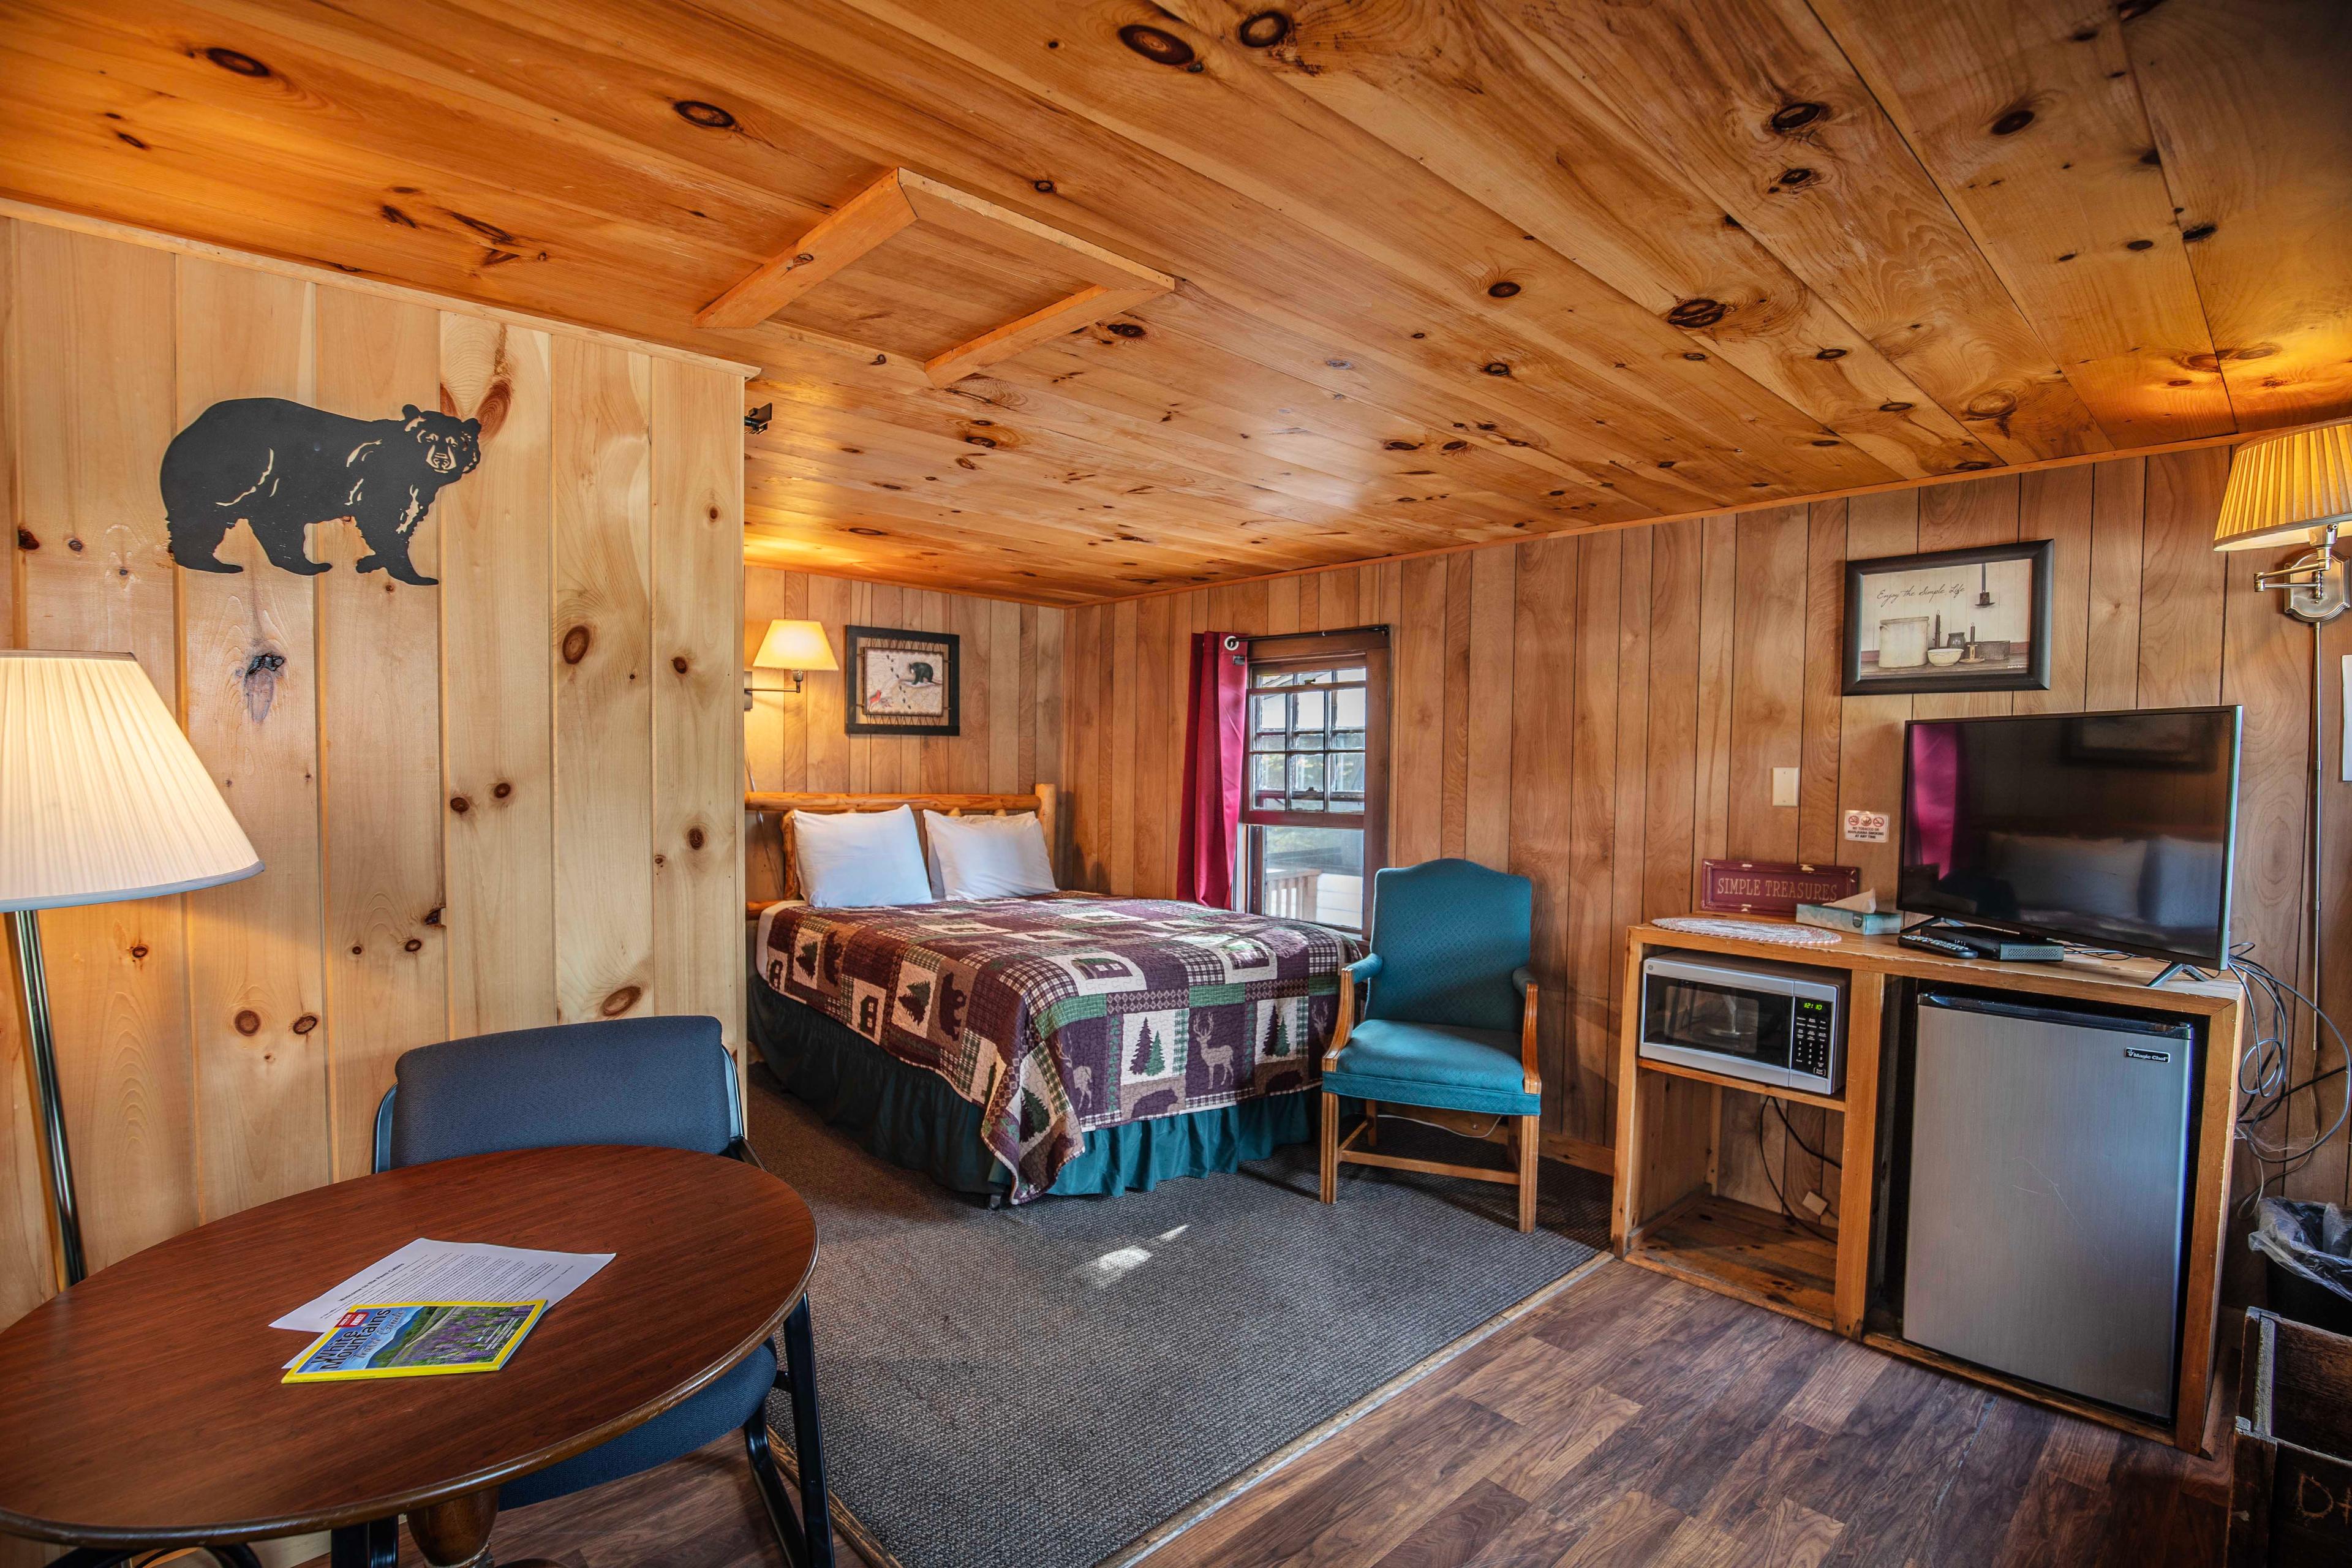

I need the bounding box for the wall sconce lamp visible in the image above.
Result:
[2214,421,2350,625]
[745,619,839,704]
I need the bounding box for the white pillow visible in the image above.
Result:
[922,810,1058,900]
[790,805,933,908]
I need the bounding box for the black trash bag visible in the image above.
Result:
[2251,1199,2352,1330]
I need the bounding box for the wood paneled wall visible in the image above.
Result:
[742,568,1066,900]
[0,214,748,1324]
[1065,454,2351,1219]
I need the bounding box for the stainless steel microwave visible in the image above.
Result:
[1638,950,1847,1096]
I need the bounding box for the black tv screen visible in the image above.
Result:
[1899,706,2242,968]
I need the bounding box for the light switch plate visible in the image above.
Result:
[1772,766,1800,807]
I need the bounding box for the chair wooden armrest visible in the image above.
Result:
[1322,954,1380,1071]
[1511,966,1540,1095]
[1322,965,1356,1072]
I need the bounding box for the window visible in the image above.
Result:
[1242,630,1389,933]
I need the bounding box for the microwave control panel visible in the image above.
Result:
[1791,997,1837,1080]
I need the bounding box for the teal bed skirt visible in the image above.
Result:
[747,979,1316,1200]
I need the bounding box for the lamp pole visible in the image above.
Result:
[6,910,85,1286]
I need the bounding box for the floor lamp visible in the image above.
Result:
[0,650,261,1286]
[2214,423,2348,1153]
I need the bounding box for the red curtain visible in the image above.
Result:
[1177,632,1248,906]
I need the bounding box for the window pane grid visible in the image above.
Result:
[1246,663,1368,815]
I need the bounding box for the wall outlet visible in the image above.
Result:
[1772,766,1800,807]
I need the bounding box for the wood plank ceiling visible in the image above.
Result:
[2,0,2345,605]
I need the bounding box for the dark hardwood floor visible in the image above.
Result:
[328,1261,2227,1567]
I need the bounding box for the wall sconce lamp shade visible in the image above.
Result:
[2214,421,2352,551]
[748,619,838,699]
[753,619,839,674]
[1,650,262,911]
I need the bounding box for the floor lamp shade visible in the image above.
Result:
[0,650,262,913]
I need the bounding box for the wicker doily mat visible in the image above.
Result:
[1652,914,1842,947]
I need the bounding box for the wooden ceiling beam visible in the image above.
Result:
[696,160,1175,378]
[696,167,916,329]
[923,282,1165,386]
[895,169,1175,295]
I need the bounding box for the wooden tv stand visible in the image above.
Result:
[1610,921,2245,1453]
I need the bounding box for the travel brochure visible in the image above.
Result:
[275,1238,614,1382]
[284,1299,548,1382]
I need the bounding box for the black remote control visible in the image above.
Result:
[1899,930,1977,959]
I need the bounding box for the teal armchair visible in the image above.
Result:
[1319,859,1543,1231]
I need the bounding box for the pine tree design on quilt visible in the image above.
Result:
[1262,1007,1291,1058]
[1019,1090,1052,1142]
[1128,1018,1165,1077]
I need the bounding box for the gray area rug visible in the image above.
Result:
[749,1070,1607,1568]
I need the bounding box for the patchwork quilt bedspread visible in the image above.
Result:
[754,895,1362,1200]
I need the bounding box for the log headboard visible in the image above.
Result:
[744,786,1061,914]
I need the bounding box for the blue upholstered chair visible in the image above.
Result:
[1319,859,1543,1232]
[373,1016,834,1568]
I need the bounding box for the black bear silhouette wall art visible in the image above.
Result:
[160,398,481,586]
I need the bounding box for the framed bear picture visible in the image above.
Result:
[844,625,960,737]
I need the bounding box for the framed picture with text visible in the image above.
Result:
[1842,539,2053,696]
[843,624,960,737]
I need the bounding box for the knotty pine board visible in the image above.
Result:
[176,256,330,1222]
[1510,538,1577,1140]
[552,336,655,1028]
[440,312,558,1039]
[650,358,747,1044]
[15,223,198,1265]
[315,287,447,1183]
[1068,466,2348,1213]
[0,214,749,1330]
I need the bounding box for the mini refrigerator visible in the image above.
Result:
[1903,989,2197,1419]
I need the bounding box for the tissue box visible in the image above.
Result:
[1793,902,1902,935]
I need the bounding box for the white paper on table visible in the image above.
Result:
[271,1237,615,1334]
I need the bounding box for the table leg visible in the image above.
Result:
[782,1298,835,1568]
[330,1517,399,1568]
[407,1490,500,1567]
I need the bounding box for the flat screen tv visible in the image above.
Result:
[1899,706,2242,968]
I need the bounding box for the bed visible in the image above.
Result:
[745,789,1362,1202]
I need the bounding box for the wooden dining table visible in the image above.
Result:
[0,1142,819,1567]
